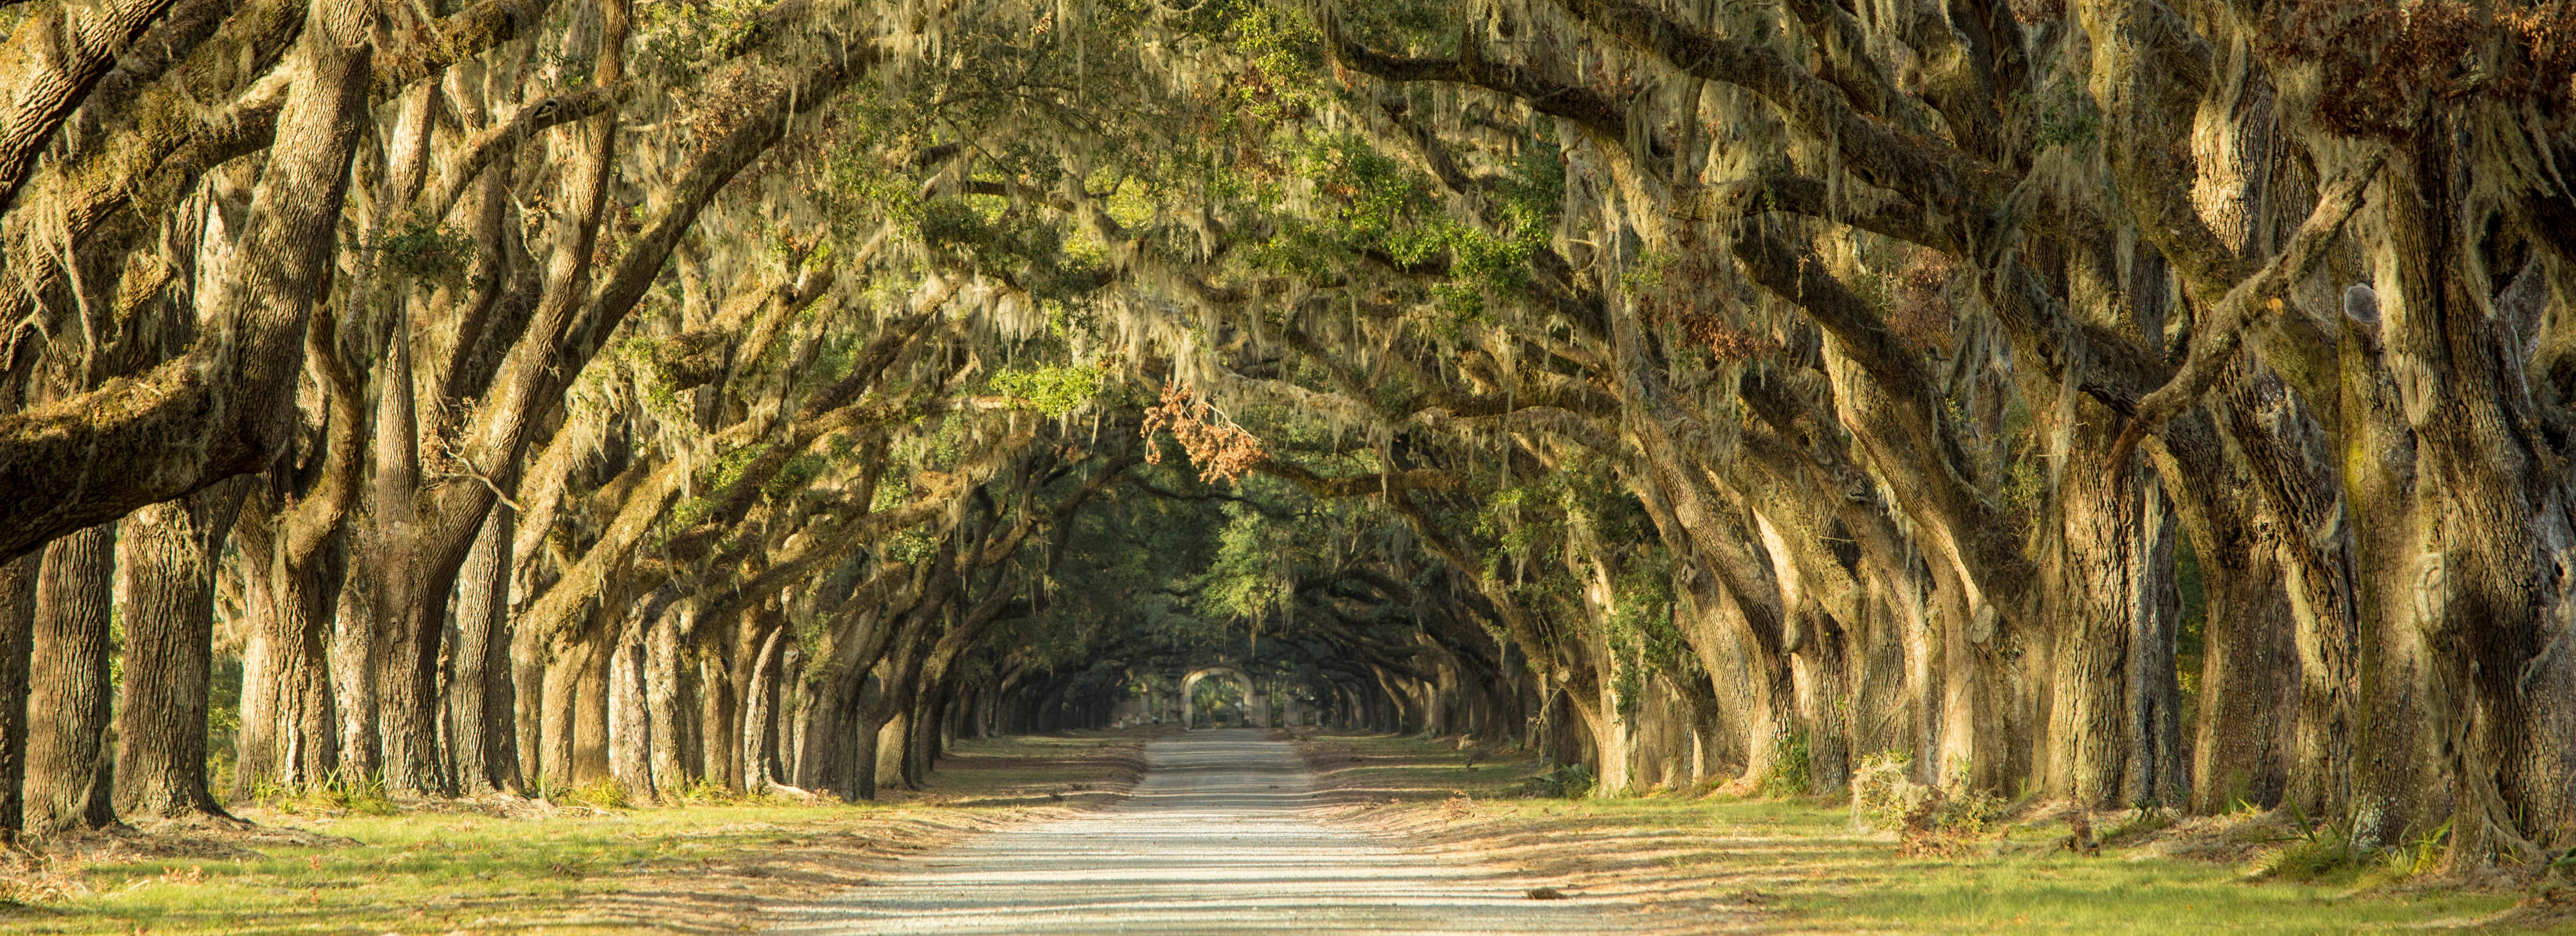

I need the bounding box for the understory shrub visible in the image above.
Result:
[1522,763,1596,799]
[555,778,634,810]
[1849,751,2003,857]
[1757,731,1812,798]
[258,770,399,816]
[2256,806,2451,882]
[2101,802,2177,842]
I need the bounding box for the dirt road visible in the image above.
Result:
[766,729,1607,934]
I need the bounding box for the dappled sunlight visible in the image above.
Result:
[2,735,1158,934]
[770,731,1616,934]
[1298,733,2528,934]
[3,0,2573,927]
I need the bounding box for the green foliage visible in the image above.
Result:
[1999,458,2048,524]
[1523,763,1597,799]
[883,527,941,566]
[636,0,773,78]
[892,404,974,471]
[106,608,123,687]
[1850,751,1921,829]
[1759,731,1814,798]
[2172,534,2208,668]
[556,778,636,811]
[916,185,1111,304]
[1191,677,1248,725]
[1604,551,1683,718]
[1225,5,1326,123]
[1850,750,2007,857]
[206,655,245,787]
[665,443,770,535]
[2255,804,2452,883]
[2035,102,2102,151]
[765,452,830,501]
[260,770,399,816]
[989,365,1103,416]
[1246,133,1557,324]
[1199,507,1292,625]
[373,221,478,285]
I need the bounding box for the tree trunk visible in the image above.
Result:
[2333,284,2442,850]
[2209,372,2345,815]
[740,624,786,791]
[2044,411,2141,807]
[231,498,342,797]
[905,677,955,789]
[2171,58,2308,816]
[0,0,379,561]
[1689,578,1793,789]
[447,504,518,793]
[873,711,907,793]
[114,479,250,820]
[572,632,612,786]
[1793,608,1853,796]
[512,591,549,792]
[23,524,119,835]
[699,650,739,792]
[644,601,689,793]
[2126,482,2185,806]
[362,303,455,797]
[0,553,39,839]
[329,567,383,782]
[2379,130,2573,867]
[539,627,611,789]
[2170,430,2298,812]
[608,622,655,801]
[848,690,885,801]
[796,661,853,793]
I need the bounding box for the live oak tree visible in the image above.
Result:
[0,0,2570,875]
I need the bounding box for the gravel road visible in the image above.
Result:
[765,729,1608,934]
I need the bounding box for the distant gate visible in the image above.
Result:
[1180,665,1267,729]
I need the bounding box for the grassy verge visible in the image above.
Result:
[0,729,1160,934]
[1293,731,2564,934]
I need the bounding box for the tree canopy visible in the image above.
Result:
[2,0,2574,874]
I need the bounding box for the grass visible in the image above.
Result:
[1293,731,2549,934]
[0,730,1157,934]
[13,727,2553,934]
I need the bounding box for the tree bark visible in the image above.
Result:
[699,647,739,792]
[644,601,689,793]
[447,504,517,793]
[231,494,344,797]
[364,296,452,795]
[537,627,605,789]
[0,0,186,210]
[2378,128,2573,867]
[2167,417,2299,812]
[511,584,549,791]
[572,631,612,786]
[608,622,655,801]
[329,561,382,782]
[739,622,787,791]
[2127,482,2185,806]
[0,0,378,561]
[114,479,250,820]
[2044,412,2141,808]
[22,524,119,835]
[0,553,38,839]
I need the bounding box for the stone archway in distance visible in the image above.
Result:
[1181,665,1267,729]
